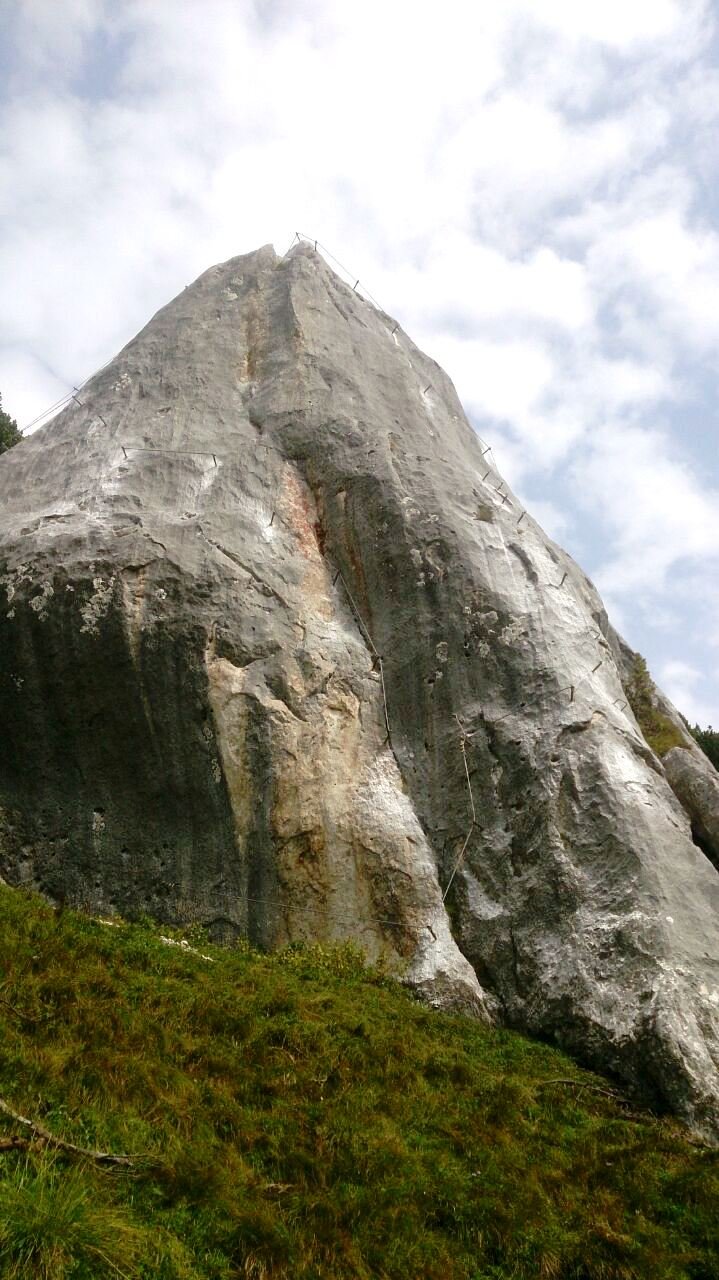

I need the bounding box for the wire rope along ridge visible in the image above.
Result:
[17,235,354,434]
[19,238,508,505]
[22,391,75,434]
[20,353,116,435]
[284,232,526,526]
[288,231,387,314]
[286,229,521,530]
[18,233,506,502]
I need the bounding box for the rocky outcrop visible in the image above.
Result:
[664,747,719,870]
[0,243,718,1139]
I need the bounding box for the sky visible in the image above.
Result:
[1,0,718,725]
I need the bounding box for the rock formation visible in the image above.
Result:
[1,243,718,1139]
[664,746,719,870]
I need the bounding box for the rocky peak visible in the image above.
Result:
[1,243,718,1140]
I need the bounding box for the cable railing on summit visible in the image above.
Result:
[285,232,386,313]
[20,230,496,457]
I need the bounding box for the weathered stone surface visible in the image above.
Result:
[0,243,717,1138]
[664,747,719,870]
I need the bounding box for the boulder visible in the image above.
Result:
[664,746,719,870]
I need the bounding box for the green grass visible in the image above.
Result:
[0,887,716,1278]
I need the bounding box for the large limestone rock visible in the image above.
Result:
[664,746,719,870]
[0,243,718,1139]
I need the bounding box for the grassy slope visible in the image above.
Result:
[0,887,716,1279]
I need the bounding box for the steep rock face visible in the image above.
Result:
[0,244,718,1138]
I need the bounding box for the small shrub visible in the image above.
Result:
[625,654,686,757]
[691,724,719,771]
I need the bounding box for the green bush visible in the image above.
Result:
[625,654,686,757]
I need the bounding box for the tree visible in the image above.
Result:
[691,725,719,771]
[0,393,21,455]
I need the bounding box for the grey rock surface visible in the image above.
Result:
[664,747,719,870]
[0,243,718,1138]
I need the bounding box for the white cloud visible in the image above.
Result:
[515,496,570,544]
[573,423,719,593]
[431,335,556,435]
[5,0,109,79]
[660,659,719,727]
[0,0,718,720]
[391,240,594,334]
[516,0,694,48]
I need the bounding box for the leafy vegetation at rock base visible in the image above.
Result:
[0,887,716,1279]
[624,654,686,757]
[0,393,21,455]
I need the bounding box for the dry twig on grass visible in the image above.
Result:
[0,1097,136,1166]
[0,995,39,1025]
[537,1077,621,1100]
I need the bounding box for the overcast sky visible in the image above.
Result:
[1,0,718,724]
